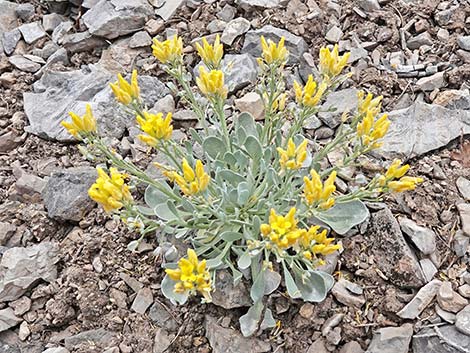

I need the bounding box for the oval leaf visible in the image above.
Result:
[315,200,369,235]
[203,136,225,159]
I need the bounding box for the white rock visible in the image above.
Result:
[235,92,264,121]
[399,218,436,255]
[221,17,250,45]
[18,21,46,44]
[455,305,470,335]
[325,25,343,43]
[155,0,185,21]
[416,72,445,91]
[457,177,470,201]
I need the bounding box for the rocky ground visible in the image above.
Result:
[0,0,470,352]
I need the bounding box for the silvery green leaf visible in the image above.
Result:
[145,186,168,209]
[283,263,301,299]
[231,267,243,285]
[127,240,139,252]
[219,169,245,185]
[220,231,242,242]
[154,203,177,221]
[315,200,369,235]
[189,128,203,145]
[260,308,276,330]
[250,270,266,302]
[237,252,251,270]
[239,300,264,337]
[237,126,247,145]
[316,270,335,291]
[295,270,329,302]
[237,182,250,205]
[234,150,248,168]
[263,269,281,295]
[161,274,188,305]
[223,152,237,166]
[237,112,257,137]
[203,136,225,159]
[136,205,154,216]
[245,135,262,160]
[206,257,223,269]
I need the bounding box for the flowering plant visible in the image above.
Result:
[61,35,422,336]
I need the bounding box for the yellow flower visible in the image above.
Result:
[136,111,173,147]
[61,103,97,138]
[277,138,308,170]
[303,170,336,209]
[293,75,328,108]
[357,90,382,116]
[195,34,223,69]
[300,225,341,259]
[196,66,227,99]
[357,111,390,148]
[319,45,350,78]
[378,159,423,192]
[163,159,210,196]
[260,208,306,250]
[152,35,183,64]
[109,69,140,105]
[165,249,212,302]
[264,92,287,112]
[388,176,424,192]
[260,36,289,64]
[88,167,132,213]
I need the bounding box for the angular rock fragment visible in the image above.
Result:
[0,308,22,333]
[367,208,426,288]
[413,325,470,353]
[399,218,436,255]
[204,315,271,353]
[397,279,441,319]
[366,324,413,353]
[437,282,468,313]
[83,0,153,39]
[0,242,59,302]
[380,101,470,159]
[42,168,97,222]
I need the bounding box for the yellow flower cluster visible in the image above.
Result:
[356,91,390,149]
[196,34,223,69]
[166,249,212,302]
[300,226,341,260]
[303,170,337,209]
[319,45,350,79]
[293,75,328,108]
[260,208,306,249]
[259,36,289,65]
[136,111,173,147]
[378,159,423,192]
[358,91,382,116]
[110,69,140,105]
[277,138,308,170]
[61,104,97,138]
[196,66,227,99]
[260,209,340,261]
[152,35,183,64]
[88,167,132,213]
[163,159,210,196]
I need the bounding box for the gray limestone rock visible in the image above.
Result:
[0,1,18,48]
[204,315,271,353]
[23,65,168,141]
[0,308,21,332]
[242,25,307,64]
[397,279,442,319]
[367,208,426,288]
[457,177,470,201]
[456,305,470,336]
[0,242,59,302]
[366,324,413,353]
[155,0,185,21]
[211,270,252,309]
[237,0,281,10]
[8,55,41,72]
[2,28,21,55]
[457,36,470,51]
[18,22,46,44]
[42,168,97,222]
[83,0,153,39]
[399,218,436,255]
[318,88,359,128]
[380,101,470,159]
[457,203,470,237]
[221,17,250,45]
[413,325,470,353]
[64,328,117,350]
